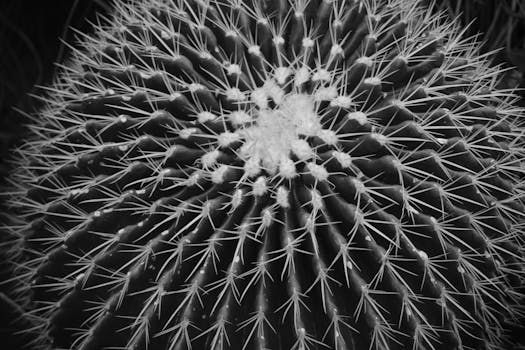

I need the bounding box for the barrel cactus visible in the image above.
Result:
[2,0,525,349]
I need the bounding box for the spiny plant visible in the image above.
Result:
[434,0,525,54]
[0,0,112,179]
[431,0,525,79]
[1,0,525,349]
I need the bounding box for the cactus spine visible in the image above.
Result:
[2,0,525,349]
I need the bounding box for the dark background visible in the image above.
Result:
[0,0,112,179]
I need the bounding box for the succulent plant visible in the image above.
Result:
[2,0,525,349]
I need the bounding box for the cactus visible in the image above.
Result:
[2,0,525,349]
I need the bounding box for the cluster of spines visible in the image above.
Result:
[1,0,525,349]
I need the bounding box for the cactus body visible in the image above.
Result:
[2,0,525,349]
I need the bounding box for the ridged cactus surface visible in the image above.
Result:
[2,0,525,349]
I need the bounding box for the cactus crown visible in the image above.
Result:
[2,0,525,349]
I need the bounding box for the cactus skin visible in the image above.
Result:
[2,0,525,349]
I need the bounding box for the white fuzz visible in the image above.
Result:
[197,111,217,123]
[228,110,252,125]
[169,92,182,101]
[347,111,367,125]
[310,189,324,210]
[312,68,331,82]
[302,37,315,48]
[279,157,297,179]
[201,149,220,168]
[317,129,338,145]
[294,66,310,86]
[276,186,290,208]
[356,56,373,66]
[244,156,262,177]
[179,128,197,139]
[238,93,321,175]
[251,88,268,109]
[160,30,172,39]
[230,189,244,210]
[226,64,242,75]
[217,131,240,148]
[274,67,292,85]
[306,162,329,181]
[188,83,204,92]
[332,151,352,168]
[417,250,429,261]
[263,80,285,104]
[252,176,268,196]
[291,139,314,160]
[330,44,344,57]
[184,171,201,187]
[261,208,274,228]
[225,87,246,101]
[211,165,228,184]
[273,36,285,46]
[371,133,388,145]
[314,86,338,101]
[364,77,381,86]
[352,178,366,194]
[330,95,353,108]
[248,45,261,56]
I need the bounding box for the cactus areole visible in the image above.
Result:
[3,0,525,349]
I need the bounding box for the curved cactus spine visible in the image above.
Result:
[1,0,525,349]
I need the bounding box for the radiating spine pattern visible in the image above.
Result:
[2,0,525,349]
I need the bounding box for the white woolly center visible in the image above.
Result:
[239,91,322,176]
